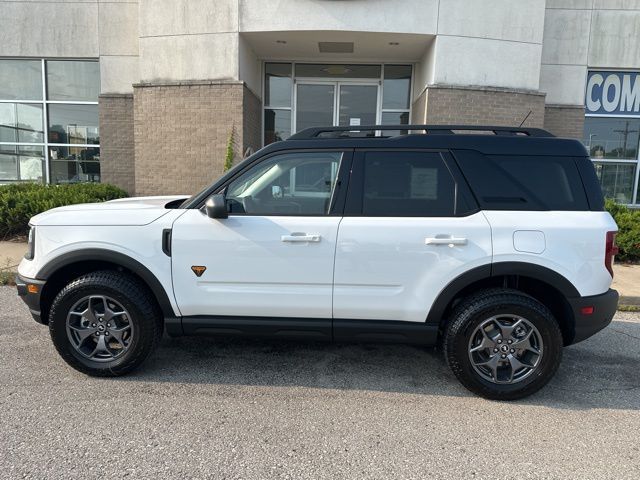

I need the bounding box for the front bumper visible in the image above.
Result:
[568,289,619,344]
[15,274,47,325]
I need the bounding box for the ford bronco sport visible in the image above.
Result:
[16,125,619,400]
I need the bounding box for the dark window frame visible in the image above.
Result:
[206,148,354,217]
[344,149,478,217]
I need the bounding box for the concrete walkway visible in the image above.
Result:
[2,240,639,304]
[0,241,27,269]
[612,263,640,306]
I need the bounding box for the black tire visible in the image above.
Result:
[49,271,163,377]
[444,288,563,400]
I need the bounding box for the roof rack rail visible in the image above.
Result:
[288,125,555,140]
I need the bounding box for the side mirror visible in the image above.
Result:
[204,194,228,219]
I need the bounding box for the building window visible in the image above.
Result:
[584,70,640,206]
[0,59,100,184]
[584,116,640,206]
[263,63,412,146]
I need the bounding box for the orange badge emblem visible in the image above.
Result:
[191,266,207,277]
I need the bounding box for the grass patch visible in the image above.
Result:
[618,304,640,312]
[0,264,15,286]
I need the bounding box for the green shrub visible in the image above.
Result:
[605,199,640,262]
[0,183,128,238]
[224,127,235,172]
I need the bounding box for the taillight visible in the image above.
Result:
[605,231,619,278]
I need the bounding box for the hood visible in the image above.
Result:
[30,195,190,227]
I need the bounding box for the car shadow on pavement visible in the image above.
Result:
[120,319,640,410]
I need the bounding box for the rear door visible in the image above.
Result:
[333,150,492,323]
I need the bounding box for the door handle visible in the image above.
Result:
[281,233,321,243]
[425,236,468,246]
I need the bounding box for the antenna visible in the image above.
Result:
[519,110,533,127]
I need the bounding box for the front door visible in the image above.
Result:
[171,150,351,319]
[295,81,379,132]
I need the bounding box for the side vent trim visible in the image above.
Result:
[162,228,172,257]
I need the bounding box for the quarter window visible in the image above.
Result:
[226,151,343,215]
[360,152,456,217]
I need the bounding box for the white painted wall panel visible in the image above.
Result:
[438,0,545,44]
[100,55,139,93]
[99,2,139,56]
[588,10,640,68]
[139,33,238,82]
[239,0,438,35]
[539,64,587,105]
[546,0,593,9]
[433,36,542,91]
[139,0,238,37]
[0,2,98,57]
[541,8,591,65]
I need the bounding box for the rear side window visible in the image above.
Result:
[360,151,457,216]
[453,150,589,211]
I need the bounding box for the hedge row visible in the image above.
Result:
[605,199,640,262]
[0,183,127,238]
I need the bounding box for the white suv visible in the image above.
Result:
[16,125,619,400]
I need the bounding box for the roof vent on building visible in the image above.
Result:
[318,42,354,53]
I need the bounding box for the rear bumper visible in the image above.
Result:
[568,289,618,344]
[15,274,47,325]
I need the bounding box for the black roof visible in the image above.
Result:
[264,125,589,157]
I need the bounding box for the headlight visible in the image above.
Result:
[25,226,35,260]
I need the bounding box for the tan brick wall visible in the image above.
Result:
[133,81,261,196]
[99,94,135,195]
[421,86,546,128]
[243,86,262,158]
[544,105,585,140]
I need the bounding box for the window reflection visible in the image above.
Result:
[584,117,640,160]
[0,145,44,182]
[46,60,100,102]
[264,109,291,143]
[593,162,636,204]
[265,63,292,108]
[0,60,43,100]
[383,65,412,110]
[48,104,99,144]
[0,103,44,143]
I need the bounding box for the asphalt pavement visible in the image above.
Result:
[1,286,639,479]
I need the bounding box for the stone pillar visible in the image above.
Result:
[99,94,135,195]
[418,85,547,128]
[544,105,585,140]
[132,81,261,196]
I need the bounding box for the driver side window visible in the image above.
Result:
[226,151,343,215]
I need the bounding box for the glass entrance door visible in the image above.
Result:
[338,84,378,127]
[295,82,379,133]
[295,83,335,133]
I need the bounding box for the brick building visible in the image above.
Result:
[1,0,640,205]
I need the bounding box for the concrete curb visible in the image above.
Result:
[619,295,640,307]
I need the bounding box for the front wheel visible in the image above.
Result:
[444,289,563,400]
[49,271,163,376]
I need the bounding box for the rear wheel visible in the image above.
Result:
[444,288,563,400]
[49,271,162,376]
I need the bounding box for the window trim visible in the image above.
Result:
[344,148,478,218]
